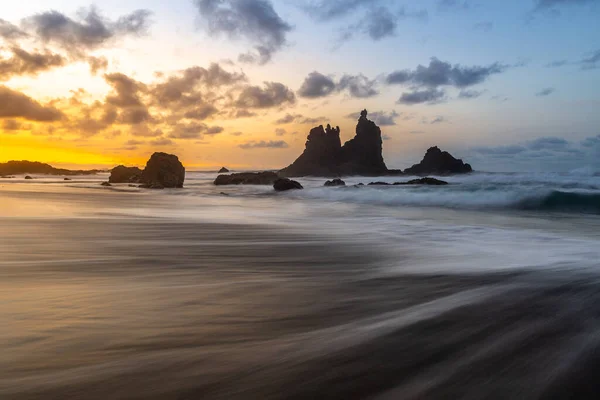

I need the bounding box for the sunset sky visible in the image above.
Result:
[0,0,599,171]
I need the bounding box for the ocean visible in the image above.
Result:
[1,170,600,399]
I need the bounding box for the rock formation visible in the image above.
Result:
[218,167,229,173]
[0,160,101,176]
[109,166,142,183]
[395,177,448,185]
[24,176,33,180]
[214,172,279,185]
[279,110,388,177]
[404,146,472,175]
[101,182,111,186]
[139,152,185,189]
[324,178,346,187]
[273,178,303,191]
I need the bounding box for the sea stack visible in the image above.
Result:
[279,109,388,177]
[139,152,185,188]
[404,146,472,175]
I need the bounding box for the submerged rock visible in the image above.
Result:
[64,178,72,181]
[101,182,111,186]
[214,172,279,185]
[404,146,472,175]
[273,178,303,191]
[109,165,142,183]
[324,178,346,187]
[279,110,388,177]
[395,177,448,185]
[140,152,185,188]
[367,182,391,185]
[218,167,230,173]
[24,176,33,180]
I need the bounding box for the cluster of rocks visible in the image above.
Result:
[367,177,448,186]
[279,110,388,177]
[214,172,279,185]
[107,152,185,189]
[404,146,472,175]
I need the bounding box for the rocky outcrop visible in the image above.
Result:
[404,147,472,175]
[273,178,303,191]
[218,167,229,173]
[24,176,33,180]
[279,110,387,177]
[395,177,448,185]
[139,152,185,189]
[101,182,111,186]
[0,160,101,176]
[109,165,142,183]
[324,178,346,187]
[214,172,279,185]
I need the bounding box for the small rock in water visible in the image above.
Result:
[24,176,33,180]
[324,178,346,187]
[394,177,448,185]
[64,178,72,181]
[101,182,111,186]
[368,181,390,186]
[215,172,279,185]
[273,178,303,191]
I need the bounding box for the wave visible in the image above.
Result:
[517,190,600,213]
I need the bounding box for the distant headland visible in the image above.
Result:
[0,161,103,176]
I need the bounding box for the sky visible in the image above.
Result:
[0,0,599,172]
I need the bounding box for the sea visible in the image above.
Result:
[1,170,600,399]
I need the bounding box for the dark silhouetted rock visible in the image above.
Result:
[394,177,448,185]
[64,178,72,181]
[214,172,279,185]
[24,175,33,180]
[128,184,138,188]
[367,181,390,185]
[324,178,346,187]
[279,110,388,177]
[273,178,303,191]
[0,160,101,176]
[140,152,185,189]
[218,167,229,173]
[101,182,111,186]
[1,176,15,179]
[109,165,142,183]
[404,146,472,175]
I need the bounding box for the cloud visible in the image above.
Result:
[206,125,224,134]
[0,47,66,80]
[536,87,555,96]
[298,72,336,98]
[0,19,27,40]
[193,0,292,64]
[345,110,399,126]
[580,49,600,70]
[238,140,288,149]
[458,89,484,99]
[2,119,30,131]
[129,125,163,137]
[473,21,493,32]
[275,128,287,136]
[183,104,219,120]
[437,0,471,11]
[386,57,507,89]
[340,6,428,42]
[430,116,448,124]
[168,122,208,139]
[275,113,301,124]
[105,72,146,108]
[150,137,174,146]
[0,86,63,121]
[545,60,568,67]
[297,71,378,99]
[125,139,144,146]
[88,56,108,75]
[230,131,243,136]
[337,74,379,97]
[235,81,296,108]
[24,7,152,56]
[535,0,599,10]
[397,88,446,105]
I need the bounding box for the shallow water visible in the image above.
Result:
[1,172,600,399]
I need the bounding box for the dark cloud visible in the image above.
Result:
[0,85,63,121]
[535,0,599,10]
[24,7,152,56]
[298,71,378,99]
[235,81,296,108]
[341,6,427,41]
[105,73,145,108]
[545,60,568,67]
[230,109,257,118]
[150,138,175,146]
[275,113,301,124]
[125,139,144,146]
[194,0,292,64]
[346,110,399,126]
[302,0,383,20]
[0,19,27,40]
[297,72,336,98]
[206,125,224,134]
[536,87,555,96]
[580,49,600,70]
[168,122,208,139]
[458,89,484,99]
[397,88,446,105]
[2,119,28,131]
[119,108,152,124]
[238,139,288,149]
[0,47,66,80]
[473,21,493,32]
[183,104,219,120]
[88,56,108,75]
[275,128,287,136]
[437,0,471,11]
[386,57,507,89]
[130,125,163,137]
[338,74,379,98]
